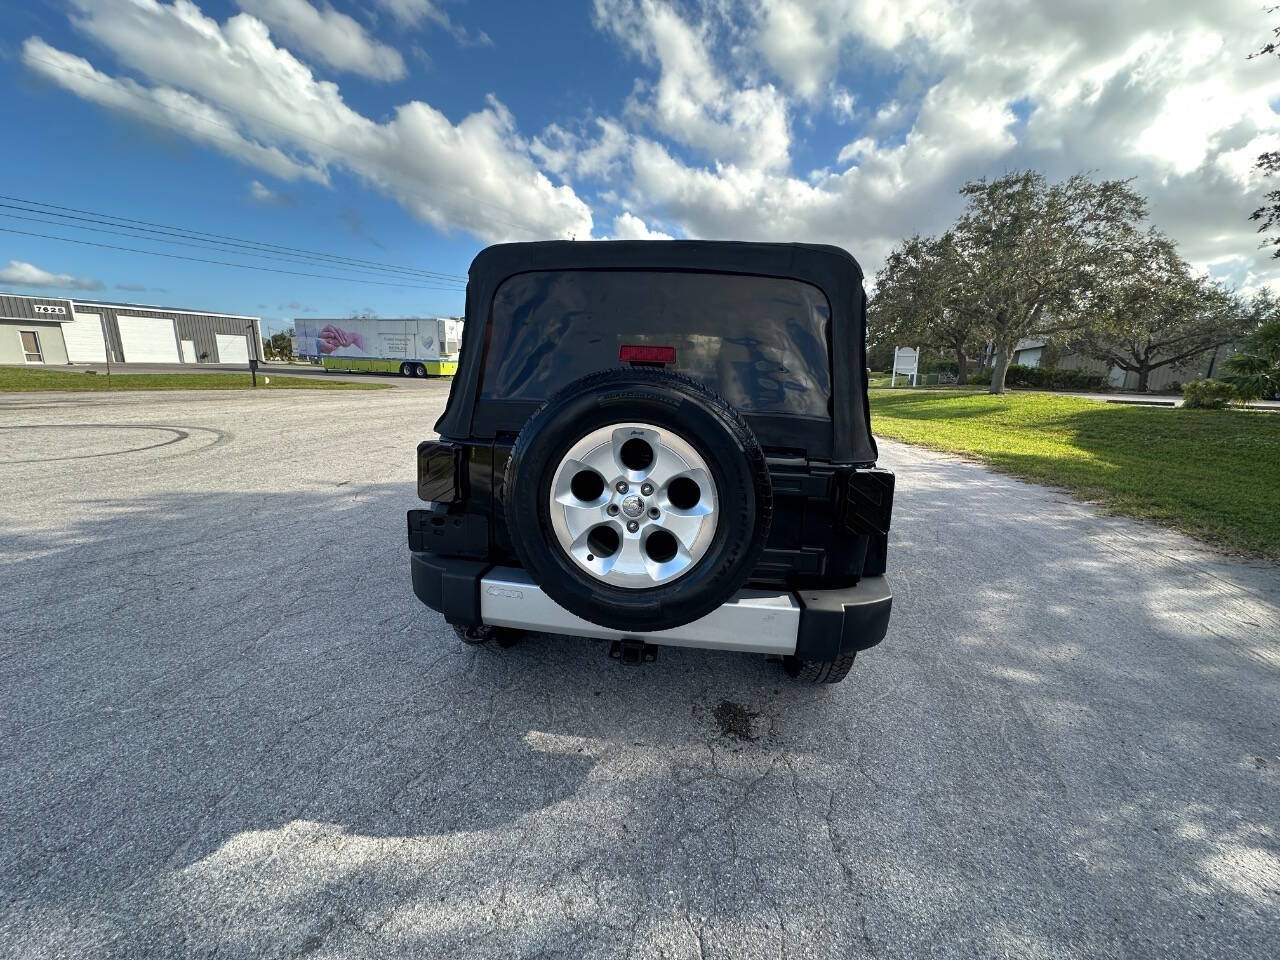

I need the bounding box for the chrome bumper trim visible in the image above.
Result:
[479,567,799,655]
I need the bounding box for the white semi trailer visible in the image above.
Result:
[293,317,464,376]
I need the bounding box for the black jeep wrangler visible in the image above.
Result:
[408,240,893,683]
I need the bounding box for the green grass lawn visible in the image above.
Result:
[0,366,388,392]
[869,389,1280,560]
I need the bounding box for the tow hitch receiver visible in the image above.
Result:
[609,638,657,665]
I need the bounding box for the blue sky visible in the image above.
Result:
[2,1,1278,336]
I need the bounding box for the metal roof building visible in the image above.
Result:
[0,292,262,367]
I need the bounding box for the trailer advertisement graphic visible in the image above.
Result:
[294,319,439,360]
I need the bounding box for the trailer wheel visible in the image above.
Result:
[414,363,428,378]
[399,362,412,377]
[503,368,772,633]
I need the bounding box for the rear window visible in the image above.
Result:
[481,270,832,418]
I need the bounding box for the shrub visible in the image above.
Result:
[958,366,1108,390]
[1182,378,1237,409]
[921,360,959,375]
[994,365,1111,391]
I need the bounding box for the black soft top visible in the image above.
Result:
[436,240,876,464]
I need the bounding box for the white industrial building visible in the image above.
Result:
[0,292,262,367]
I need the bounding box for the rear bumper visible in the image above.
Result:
[410,552,891,659]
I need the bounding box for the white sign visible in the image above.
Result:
[33,304,67,315]
[891,346,920,387]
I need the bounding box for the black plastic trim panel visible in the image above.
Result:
[410,552,490,627]
[793,576,892,661]
[407,505,488,558]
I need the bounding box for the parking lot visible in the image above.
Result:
[2,386,1277,959]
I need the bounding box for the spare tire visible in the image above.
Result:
[503,368,772,632]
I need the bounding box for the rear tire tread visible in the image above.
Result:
[783,652,855,684]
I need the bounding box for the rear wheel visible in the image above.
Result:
[399,362,412,377]
[414,363,428,378]
[452,623,523,647]
[503,369,772,632]
[782,652,856,684]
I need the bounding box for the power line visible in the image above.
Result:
[0,226,467,290]
[0,195,467,283]
[0,207,468,286]
[22,52,564,242]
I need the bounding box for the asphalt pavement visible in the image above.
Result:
[1,386,1277,959]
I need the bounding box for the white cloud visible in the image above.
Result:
[23,37,326,183]
[594,0,1280,288]
[594,0,791,171]
[532,117,632,182]
[247,179,296,206]
[24,1,591,244]
[0,260,103,291]
[377,0,491,46]
[18,0,1280,293]
[236,0,407,81]
[621,78,1021,278]
[611,212,673,239]
[829,85,856,122]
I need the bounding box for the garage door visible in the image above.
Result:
[62,313,108,363]
[215,334,249,365]
[118,315,179,363]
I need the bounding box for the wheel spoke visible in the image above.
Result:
[552,459,607,507]
[644,445,687,487]
[615,531,647,570]
[655,511,705,550]
[644,541,693,582]
[577,443,618,481]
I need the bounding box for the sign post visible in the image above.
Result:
[247,322,258,387]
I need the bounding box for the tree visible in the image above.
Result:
[870,235,984,384]
[876,171,1149,394]
[264,331,293,360]
[1072,231,1249,391]
[870,238,977,383]
[1248,152,1280,257]
[1224,290,1280,401]
[1249,13,1280,256]
[947,171,1148,394]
